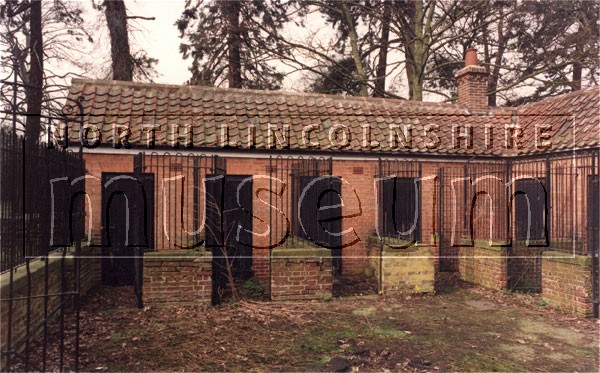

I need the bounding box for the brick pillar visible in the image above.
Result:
[456,48,488,113]
[271,248,333,301]
[143,250,212,304]
[542,251,593,316]
[368,238,435,295]
[458,239,508,290]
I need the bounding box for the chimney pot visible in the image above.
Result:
[465,48,478,66]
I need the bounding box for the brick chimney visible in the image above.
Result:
[456,48,488,112]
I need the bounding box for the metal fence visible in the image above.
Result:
[376,159,422,244]
[434,151,599,275]
[138,152,226,251]
[268,156,343,272]
[0,128,85,273]
[0,126,86,371]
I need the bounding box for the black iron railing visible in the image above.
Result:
[0,128,85,273]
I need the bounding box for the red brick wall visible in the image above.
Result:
[143,251,212,304]
[458,245,508,290]
[76,246,102,296]
[1,258,63,370]
[332,160,375,274]
[541,252,593,316]
[90,150,576,279]
[367,240,435,295]
[271,249,333,301]
[82,153,134,245]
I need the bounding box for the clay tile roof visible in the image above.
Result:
[514,86,599,155]
[66,79,599,156]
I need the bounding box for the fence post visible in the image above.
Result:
[506,159,512,246]
[438,168,444,268]
[545,155,551,246]
[378,158,383,292]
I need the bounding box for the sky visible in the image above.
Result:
[124,0,191,85]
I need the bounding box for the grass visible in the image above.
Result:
[457,351,523,372]
[17,284,599,372]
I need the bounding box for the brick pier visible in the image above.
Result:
[271,248,333,301]
[143,250,212,305]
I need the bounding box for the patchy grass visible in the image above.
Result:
[15,281,600,372]
[238,277,267,299]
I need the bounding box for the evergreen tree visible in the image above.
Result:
[177,0,289,89]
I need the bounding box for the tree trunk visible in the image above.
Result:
[25,0,43,148]
[104,0,133,81]
[404,0,424,101]
[373,0,391,97]
[410,69,423,101]
[341,0,368,96]
[224,0,242,88]
[488,5,506,107]
[405,60,414,99]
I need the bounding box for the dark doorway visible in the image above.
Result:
[294,176,343,274]
[206,175,253,304]
[380,177,421,241]
[101,172,154,286]
[508,178,547,292]
[514,178,548,242]
[223,175,253,279]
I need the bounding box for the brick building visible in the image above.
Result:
[60,50,599,315]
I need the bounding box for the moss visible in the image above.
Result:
[459,237,510,251]
[317,355,333,368]
[239,277,266,298]
[457,350,523,372]
[277,235,320,248]
[573,348,595,357]
[271,247,332,258]
[542,251,591,267]
[144,249,211,260]
[366,326,408,339]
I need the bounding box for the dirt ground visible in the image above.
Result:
[14,275,600,372]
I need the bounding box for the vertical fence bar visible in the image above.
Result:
[546,155,551,246]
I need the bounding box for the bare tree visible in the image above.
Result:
[0,0,93,143]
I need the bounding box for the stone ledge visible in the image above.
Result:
[381,246,433,255]
[542,251,591,267]
[456,65,488,78]
[0,242,93,289]
[271,247,332,258]
[144,249,212,261]
[459,238,510,252]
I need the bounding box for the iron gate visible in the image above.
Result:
[376,159,422,243]
[136,152,228,305]
[269,156,342,273]
[0,63,86,370]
